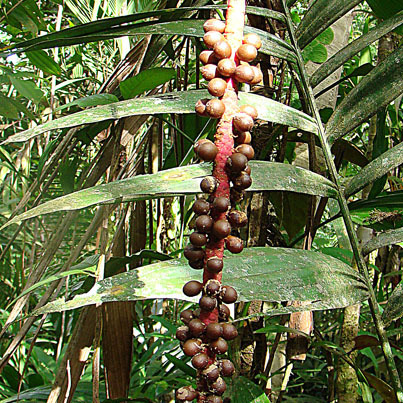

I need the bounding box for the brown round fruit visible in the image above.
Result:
[250,66,263,85]
[180,309,194,324]
[218,304,230,321]
[189,259,204,270]
[233,113,254,133]
[212,219,231,240]
[206,257,224,273]
[217,59,236,77]
[227,152,248,173]
[195,98,209,116]
[184,245,205,262]
[213,40,232,60]
[195,215,214,233]
[203,31,224,49]
[188,318,206,337]
[182,338,202,356]
[190,232,208,247]
[199,295,217,311]
[209,337,228,354]
[200,176,217,193]
[200,50,218,65]
[183,280,203,297]
[235,131,252,144]
[197,141,218,162]
[210,377,227,395]
[243,33,262,49]
[176,386,198,401]
[222,323,238,340]
[219,359,235,377]
[176,325,190,342]
[208,78,227,97]
[239,104,258,120]
[201,64,220,81]
[233,172,252,190]
[203,18,225,33]
[228,209,248,228]
[212,196,230,213]
[192,352,209,369]
[207,396,223,403]
[193,198,210,215]
[203,364,221,382]
[236,44,257,63]
[236,144,255,160]
[220,285,238,304]
[205,279,221,296]
[206,322,223,340]
[234,64,255,83]
[244,165,251,175]
[225,235,244,254]
[206,98,225,118]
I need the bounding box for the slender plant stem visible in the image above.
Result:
[281,1,403,400]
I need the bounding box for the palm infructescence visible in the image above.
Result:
[0,0,402,402]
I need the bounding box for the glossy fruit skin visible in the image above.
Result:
[203,364,221,382]
[244,165,252,175]
[189,318,206,337]
[236,144,255,160]
[210,377,227,395]
[180,309,194,324]
[192,352,209,369]
[233,172,252,190]
[225,235,244,254]
[206,98,225,118]
[176,326,190,342]
[199,295,217,311]
[227,153,248,173]
[176,386,198,401]
[201,64,220,81]
[218,304,230,321]
[222,323,238,340]
[208,78,227,97]
[189,259,204,270]
[206,395,223,403]
[209,337,228,354]
[195,98,209,116]
[212,196,230,213]
[236,43,257,63]
[203,18,225,33]
[212,219,231,240]
[235,131,252,144]
[203,31,224,49]
[206,257,224,274]
[217,58,236,77]
[219,359,235,377]
[243,33,262,49]
[193,198,210,215]
[220,285,238,304]
[233,113,254,132]
[228,209,248,228]
[239,104,258,120]
[213,40,232,60]
[200,176,218,194]
[250,66,263,85]
[197,141,219,162]
[200,50,219,65]
[190,232,208,247]
[234,64,255,83]
[183,338,202,356]
[205,279,221,296]
[183,280,203,297]
[195,215,214,233]
[184,245,205,261]
[206,322,223,340]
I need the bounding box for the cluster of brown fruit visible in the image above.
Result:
[195,18,262,120]
[175,18,261,403]
[175,280,237,402]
